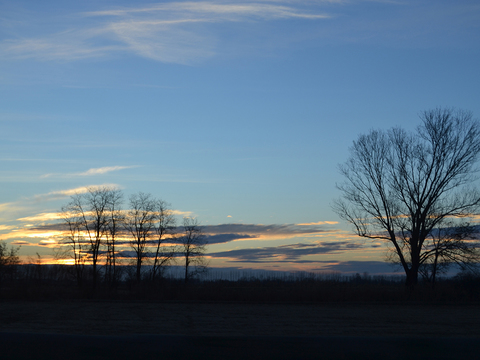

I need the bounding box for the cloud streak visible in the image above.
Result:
[41,166,137,178]
[202,223,337,238]
[1,1,330,64]
[208,241,366,262]
[33,184,120,202]
[86,2,329,20]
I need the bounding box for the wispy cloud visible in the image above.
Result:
[33,184,120,202]
[172,210,193,216]
[209,240,366,262]
[0,1,330,64]
[0,225,16,231]
[296,221,339,226]
[17,212,64,223]
[0,202,24,213]
[10,240,31,246]
[86,2,329,19]
[41,165,138,178]
[312,260,398,274]
[201,223,338,240]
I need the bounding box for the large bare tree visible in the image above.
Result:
[334,108,480,287]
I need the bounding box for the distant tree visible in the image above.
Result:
[151,199,176,282]
[0,241,20,283]
[58,207,87,286]
[415,222,479,285]
[179,217,208,283]
[60,186,120,289]
[334,108,480,288]
[104,189,124,286]
[124,192,157,282]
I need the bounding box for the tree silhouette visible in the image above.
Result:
[124,192,157,283]
[60,186,120,289]
[179,217,208,283]
[334,108,480,287]
[151,199,176,282]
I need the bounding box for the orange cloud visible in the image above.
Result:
[296,221,339,226]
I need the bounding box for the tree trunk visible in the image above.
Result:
[92,261,97,290]
[136,259,142,283]
[405,267,418,289]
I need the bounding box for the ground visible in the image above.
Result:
[1,301,479,359]
[1,301,480,337]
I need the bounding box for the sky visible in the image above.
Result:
[1,0,479,275]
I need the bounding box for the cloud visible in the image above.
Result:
[1,1,329,64]
[33,184,120,201]
[204,233,256,244]
[0,202,26,214]
[10,240,30,246]
[171,210,193,216]
[38,239,58,247]
[0,224,16,231]
[17,212,64,223]
[312,260,399,275]
[86,2,329,20]
[202,223,337,238]
[208,240,364,262]
[41,166,137,178]
[296,221,339,225]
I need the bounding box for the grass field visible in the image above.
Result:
[1,300,479,359]
[1,268,480,359]
[1,301,479,337]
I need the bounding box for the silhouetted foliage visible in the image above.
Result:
[2,264,480,303]
[0,241,20,283]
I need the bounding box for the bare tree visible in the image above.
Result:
[179,217,208,283]
[61,186,119,289]
[58,207,87,286]
[151,200,176,282]
[334,108,480,287]
[124,192,157,282]
[104,189,124,286]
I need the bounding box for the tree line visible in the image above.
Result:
[57,188,208,288]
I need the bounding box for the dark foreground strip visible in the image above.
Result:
[1,332,478,360]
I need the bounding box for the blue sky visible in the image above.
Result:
[1,0,479,274]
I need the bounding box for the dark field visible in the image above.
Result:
[2,301,480,337]
[1,301,480,359]
[1,271,480,359]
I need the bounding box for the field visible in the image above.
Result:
[1,269,480,359]
[1,301,480,337]
[1,300,480,359]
